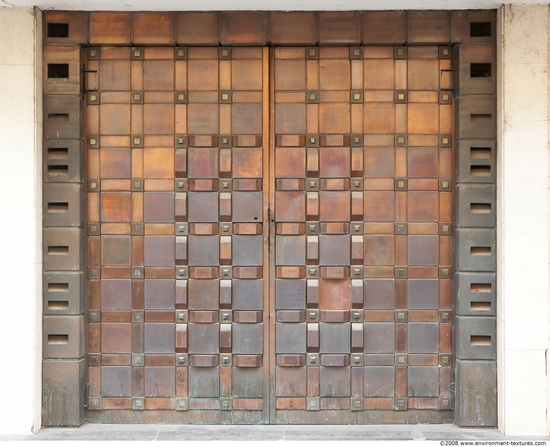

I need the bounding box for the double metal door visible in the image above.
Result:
[86,45,453,423]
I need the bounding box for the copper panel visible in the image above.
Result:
[319,12,362,44]
[408,12,450,43]
[90,12,132,44]
[133,13,175,45]
[363,12,406,44]
[271,12,317,45]
[220,12,267,45]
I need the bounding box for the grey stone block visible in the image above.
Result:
[42,359,86,426]
[456,184,496,228]
[455,360,497,427]
[455,229,496,272]
[455,272,495,316]
[456,316,496,360]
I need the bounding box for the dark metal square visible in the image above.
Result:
[219,91,232,104]
[220,311,232,323]
[307,266,319,278]
[131,135,143,148]
[440,135,452,147]
[439,267,452,279]
[176,354,188,366]
[306,91,319,104]
[88,354,101,366]
[351,178,363,190]
[307,222,319,234]
[439,46,453,59]
[131,91,143,104]
[88,398,101,410]
[132,397,145,410]
[88,135,99,149]
[395,267,408,278]
[131,178,143,191]
[395,134,408,146]
[175,47,188,60]
[220,267,232,279]
[175,135,188,148]
[351,354,363,366]
[176,223,188,236]
[351,223,363,234]
[132,267,144,279]
[351,267,364,278]
[220,135,231,147]
[220,398,232,411]
[395,310,408,323]
[351,397,364,411]
[440,354,452,367]
[351,90,363,103]
[88,179,100,192]
[307,135,319,147]
[307,353,319,365]
[395,90,407,103]
[220,224,232,235]
[394,46,408,59]
[306,47,319,59]
[220,180,232,191]
[132,354,144,367]
[395,178,408,191]
[175,91,188,104]
[88,310,100,323]
[307,309,319,322]
[439,223,452,235]
[439,178,452,191]
[87,47,100,60]
[307,397,320,411]
[132,310,144,323]
[395,397,407,410]
[219,48,232,59]
[176,267,188,279]
[396,354,408,366]
[350,47,364,59]
[88,223,100,236]
[175,178,188,192]
[176,311,188,323]
[350,134,363,147]
[440,310,452,323]
[176,397,189,411]
[220,354,232,366]
[307,179,319,191]
[88,267,100,279]
[87,92,100,105]
[132,223,144,235]
[439,91,452,104]
[131,48,144,60]
[395,223,408,235]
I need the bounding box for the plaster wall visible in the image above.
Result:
[497,4,550,436]
[0,6,42,435]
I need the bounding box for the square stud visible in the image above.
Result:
[351,397,364,411]
[306,134,319,147]
[176,398,189,411]
[219,91,232,103]
[131,48,144,60]
[88,179,100,192]
[175,135,188,148]
[132,398,145,410]
[439,91,452,104]
[88,223,100,236]
[87,92,100,105]
[219,48,232,59]
[132,223,144,235]
[350,47,363,59]
[395,91,407,103]
[306,47,319,59]
[395,134,408,146]
[394,47,408,59]
[131,178,143,191]
[175,91,188,104]
[87,47,100,60]
[439,46,452,59]
[440,135,452,147]
[395,178,408,191]
[306,91,319,104]
[131,91,143,104]
[439,178,452,191]
[131,135,143,148]
[88,135,99,149]
[132,267,144,279]
[395,354,408,366]
[351,90,363,103]
[175,47,188,60]
[307,397,320,411]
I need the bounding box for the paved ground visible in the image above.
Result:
[4,423,548,442]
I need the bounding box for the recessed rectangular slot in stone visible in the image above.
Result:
[48,246,69,255]
[470,63,492,78]
[48,63,69,79]
[47,148,69,159]
[47,23,69,38]
[470,247,491,256]
[470,165,491,176]
[470,283,491,292]
[47,202,69,213]
[48,113,70,122]
[47,300,69,311]
[470,301,492,311]
[47,165,69,176]
[470,203,492,214]
[470,114,492,122]
[470,22,492,37]
[48,334,69,345]
[471,147,491,159]
[48,282,69,292]
[470,335,491,346]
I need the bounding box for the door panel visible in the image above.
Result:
[86,45,452,423]
[271,46,453,421]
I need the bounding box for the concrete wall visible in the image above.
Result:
[497,4,550,437]
[1,3,550,437]
[0,6,42,435]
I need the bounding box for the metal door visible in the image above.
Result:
[86,45,453,423]
[271,46,453,423]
